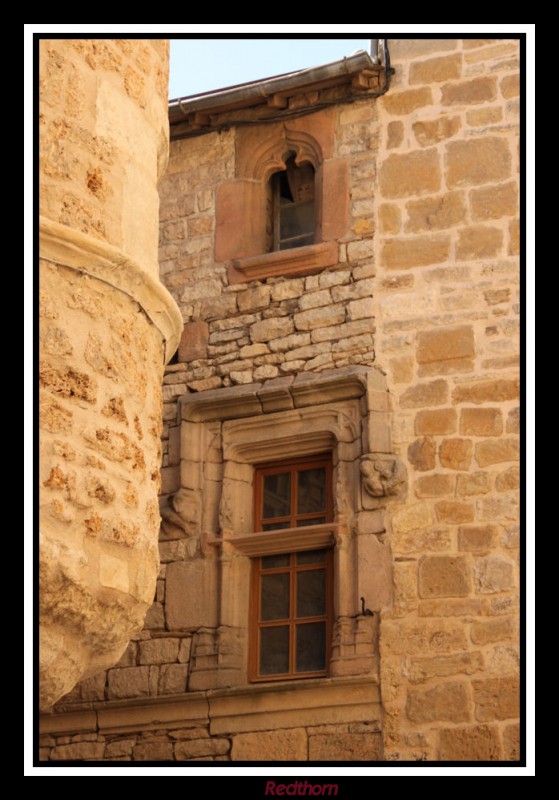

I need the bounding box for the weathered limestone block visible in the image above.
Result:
[406,681,470,723]
[472,676,520,721]
[231,729,307,761]
[438,724,502,760]
[39,39,181,710]
[419,556,471,598]
[308,732,383,760]
[133,740,174,761]
[50,742,105,761]
[175,737,230,760]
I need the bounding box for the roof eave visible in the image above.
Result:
[168,51,380,122]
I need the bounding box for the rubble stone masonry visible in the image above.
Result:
[40,37,520,762]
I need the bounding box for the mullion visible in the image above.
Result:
[290,465,298,528]
[289,553,296,675]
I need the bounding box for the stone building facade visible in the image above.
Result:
[40,38,521,762]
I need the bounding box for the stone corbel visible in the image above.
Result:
[360,454,407,506]
[159,487,201,539]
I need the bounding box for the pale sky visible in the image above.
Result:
[169,38,370,99]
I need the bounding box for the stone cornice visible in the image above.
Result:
[179,365,382,423]
[39,216,183,363]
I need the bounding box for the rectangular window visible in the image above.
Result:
[250,455,333,681]
[254,454,333,532]
[250,549,333,680]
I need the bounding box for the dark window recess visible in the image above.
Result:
[273,155,315,251]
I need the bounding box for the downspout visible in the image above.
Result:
[370,38,392,95]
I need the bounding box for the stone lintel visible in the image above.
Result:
[180,366,383,424]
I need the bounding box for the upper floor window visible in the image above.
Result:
[219,115,349,282]
[271,154,315,251]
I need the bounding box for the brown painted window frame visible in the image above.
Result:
[249,454,334,682]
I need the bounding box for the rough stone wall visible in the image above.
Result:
[39,720,382,762]
[374,38,520,761]
[39,39,182,710]
[159,100,378,475]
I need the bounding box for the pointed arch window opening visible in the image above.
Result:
[271,153,316,252]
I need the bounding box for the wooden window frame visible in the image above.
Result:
[249,453,334,682]
[253,454,333,532]
[249,550,333,682]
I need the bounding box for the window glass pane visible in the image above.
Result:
[297,550,326,565]
[297,467,326,515]
[296,622,326,672]
[262,554,290,569]
[260,626,290,675]
[280,234,314,251]
[297,516,326,527]
[296,569,325,618]
[262,521,291,532]
[280,201,314,241]
[261,573,290,621]
[263,472,291,519]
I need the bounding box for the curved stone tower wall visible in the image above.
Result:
[39,39,182,710]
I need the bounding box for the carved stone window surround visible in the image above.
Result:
[215,110,349,282]
[171,367,403,690]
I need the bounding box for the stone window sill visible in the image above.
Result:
[227,241,338,284]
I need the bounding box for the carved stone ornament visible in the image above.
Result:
[159,487,200,537]
[360,454,407,499]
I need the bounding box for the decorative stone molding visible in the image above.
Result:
[40,217,183,362]
[172,367,395,691]
[159,487,201,537]
[360,454,407,500]
[40,675,380,737]
[235,112,336,180]
[214,108,349,272]
[238,123,325,181]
